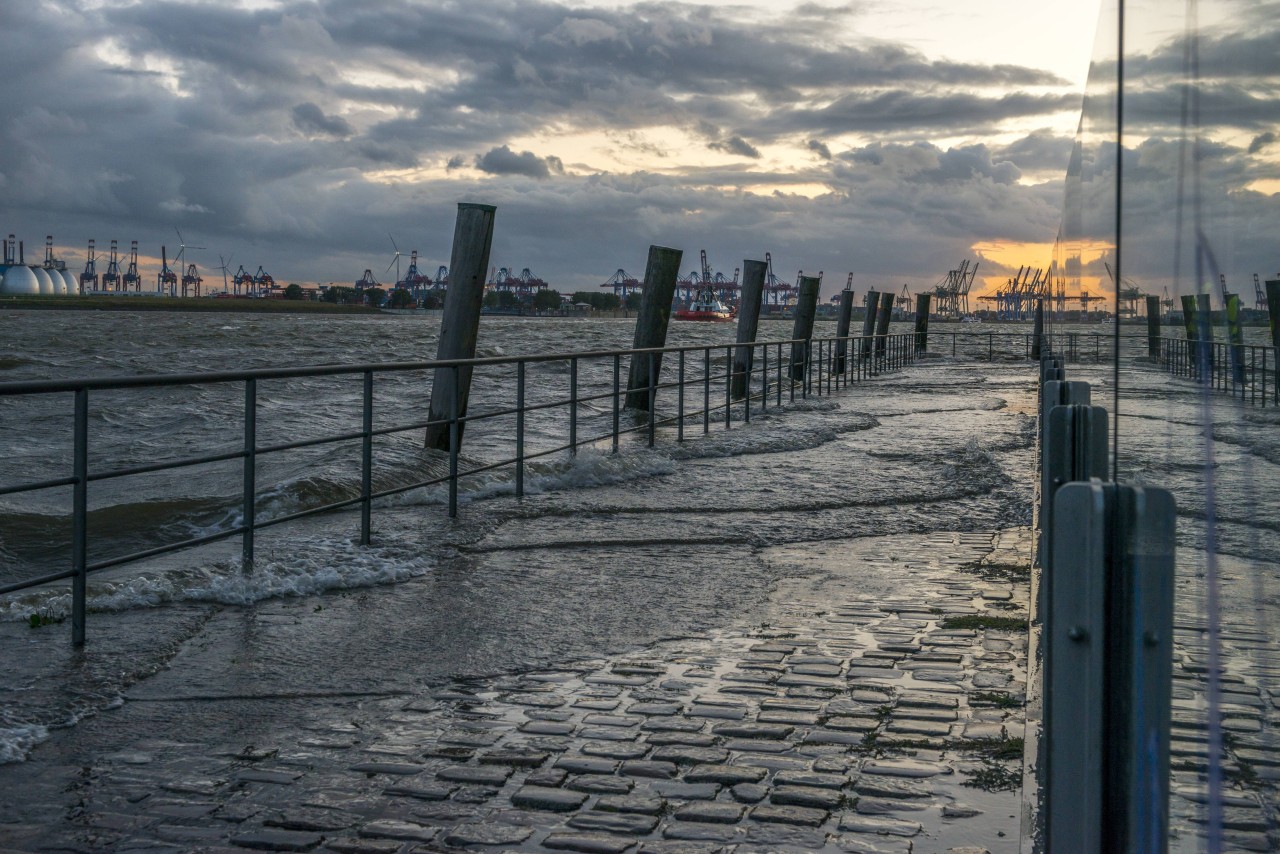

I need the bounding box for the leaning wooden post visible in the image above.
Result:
[626,245,683,410]
[914,293,931,352]
[1146,295,1161,359]
[732,259,766,400]
[789,275,820,381]
[425,203,496,451]
[873,290,894,358]
[1180,293,1198,371]
[834,288,855,374]
[1031,298,1045,359]
[860,289,880,360]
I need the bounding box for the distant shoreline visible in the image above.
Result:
[0,295,382,315]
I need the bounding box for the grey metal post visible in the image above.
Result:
[834,288,854,374]
[1047,481,1174,853]
[1031,299,1045,359]
[72,388,88,646]
[873,291,894,359]
[242,379,256,570]
[361,371,372,545]
[1267,280,1280,351]
[626,245,683,410]
[914,293,931,352]
[860,290,880,360]
[426,203,496,450]
[789,275,820,381]
[1146,295,1161,359]
[517,362,526,493]
[732,259,766,399]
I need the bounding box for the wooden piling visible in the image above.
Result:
[1226,294,1245,384]
[1195,292,1215,371]
[626,245,683,410]
[1266,280,1280,351]
[1180,294,1198,369]
[425,203,496,451]
[1146,295,1161,358]
[914,293,931,352]
[873,290,894,358]
[834,289,855,373]
[789,275,821,381]
[1031,298,1045,359]
[732,259,766,400]
[860,290,880,360]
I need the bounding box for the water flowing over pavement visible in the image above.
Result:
[1,313,1276,851]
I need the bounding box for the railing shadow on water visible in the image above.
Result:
[2,331,930,645]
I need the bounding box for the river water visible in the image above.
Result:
[0,310,1275,849]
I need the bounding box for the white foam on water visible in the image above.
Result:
[0,536,435,620]
[0,723,49,764]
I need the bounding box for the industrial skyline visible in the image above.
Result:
[1,0,1274,299]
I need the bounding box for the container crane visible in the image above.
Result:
[233,265,254,297]
[80,240,99,293]
[157,247,178,295]
[122,241,142,292]
[355,269,379,290]
[253,266,275,296]
[1255,274,1268,310]
[601,268,642,299]
[181,262,202,298]
[763,252,794,309]
[101,240,122,291]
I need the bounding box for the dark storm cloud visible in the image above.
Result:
[1248,131,1277,154]
[993,130,1075,173]
[0,0,1084,290]
[475,146,565,179]
[807,139,833,159]
[709,137,761,158]
[292,103,354,137]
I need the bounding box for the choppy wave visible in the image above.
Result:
[0,721,49,764]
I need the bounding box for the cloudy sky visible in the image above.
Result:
[3,0,1270,299]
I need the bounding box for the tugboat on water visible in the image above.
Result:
[674,283,735,322]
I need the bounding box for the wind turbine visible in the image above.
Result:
[216,254,234,295]
[386,233,403,286]
[174,227,205,269]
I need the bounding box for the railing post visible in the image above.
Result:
[361,370,372,546]
[725,345,732,427]
[777,342,784,405]
[703,348,711,433]
[761,343,768,411]
[449,365,459,517]
[242,378,256,571]
[72,388,88,646]
[678,349,685,442]
[647,351,657,447]
[569,356,578,456]
[1031,298,1044,359]
[517,361,526,493]
[611,355,620,453]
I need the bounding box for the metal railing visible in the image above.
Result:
[1155,335,1278,406]
[933,330,1138,362]
[0,331,918,643]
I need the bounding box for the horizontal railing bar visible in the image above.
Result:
[0,474,78,497]
[86,526,245,573]
[86,448,247,484]
[0,567,78,595]
[255,430,366,456]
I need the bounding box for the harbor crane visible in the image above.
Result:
[253,266,275,295]
[931,260,977,317]
[157,247,178,295]
[1255,274,1268,310]
[354,269,379,290]
[101,240,122,291]
[233,265,254,296]
[763,252,795,308]
[601,269,643,300]
[122,241,142,292]
[181,262,202,298]
[80,240,99,293]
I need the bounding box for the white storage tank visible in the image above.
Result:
[31,266,56,295]
[0,265,40,295]
[60,269,78,294]
[47,268,68,295]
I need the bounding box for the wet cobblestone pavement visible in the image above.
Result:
[2,530,1034,853]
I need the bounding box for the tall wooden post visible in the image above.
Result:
[1180,294,1198,370]
[914,293,931,352]
[1266,280,1280,351]
[873,290,894,357]
[626,246,683,410]
[860,289,880,360]
[1195,292,1215,373]
[1146,295,1161,358]
[834,289,855,373]
[789,275,820,380]
[1226,294,1245,385]
[425,203,496,451]
[732,259,766,400]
